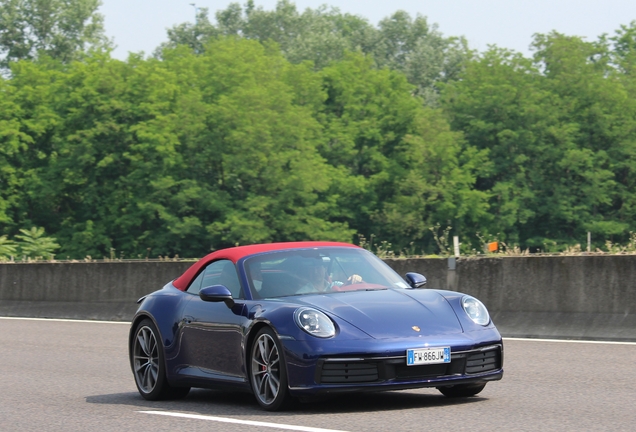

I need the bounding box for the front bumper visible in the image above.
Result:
[283,336,504,396]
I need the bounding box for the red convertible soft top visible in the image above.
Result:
[172,241,359,291]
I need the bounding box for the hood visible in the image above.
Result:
[296,289,464,339]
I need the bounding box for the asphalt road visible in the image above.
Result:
[1,317,634,432]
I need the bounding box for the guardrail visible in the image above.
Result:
[1,256,635,340]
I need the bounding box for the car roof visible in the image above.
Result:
[172,241,359,290]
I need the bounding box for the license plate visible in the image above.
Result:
[406,347,451,366]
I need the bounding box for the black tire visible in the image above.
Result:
[249,327,291,411]
[437,382,487,398]
[131,318,190,400]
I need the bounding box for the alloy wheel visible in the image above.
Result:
[133,325,160,394]
[251,332,281,405]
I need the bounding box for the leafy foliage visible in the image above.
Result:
[0,235,18,258]
[0,36,487,257]
[0,0,109,71]
[159,0,470,104]
[0,227,60,259]
[441,32,636,249]
[2,1,636,257]
[15,226,60,259]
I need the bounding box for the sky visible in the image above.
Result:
[99,0,636,60]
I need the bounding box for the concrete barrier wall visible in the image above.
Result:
[1,256,635,340]
[0,261,192,321]
[386,255,636,314]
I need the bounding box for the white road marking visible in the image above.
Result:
[138,410,349,432]
[0,316,129,324]
[504,337,636,345]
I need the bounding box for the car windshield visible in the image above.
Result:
[244,247,410,299]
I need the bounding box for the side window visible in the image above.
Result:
[186,270,205,294]
[193,259,243,299]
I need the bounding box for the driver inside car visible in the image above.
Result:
[296,258,363,294]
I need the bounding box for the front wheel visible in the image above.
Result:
[131,318,190,400]
[437,382,486,398]
[249,327,291,411]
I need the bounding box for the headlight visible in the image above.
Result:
[294,307,336,338]
[461,295,490,326]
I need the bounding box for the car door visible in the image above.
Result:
[179,260,248,381]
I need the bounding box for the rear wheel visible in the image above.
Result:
[249,327,291,411]
[132,318,190,400]
[437,382,486,398]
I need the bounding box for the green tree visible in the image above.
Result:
[0,74,28,227]
[160,1,469,104]
[609,22,636,238]
[15,226,60,259]
[532,32,631,243]
[441,32,636,249]
[160,1,375,70]
[162,7,219,55]
[0,235,18,259]
[608,21,636,74]
[5,38,356,258]
[0,0,108,70]
[2,56,65,236]
[163,39,354,248]
[442,49,555,245]
[317,53,487,251]
[375,108,491,248]
[372,10,470,103]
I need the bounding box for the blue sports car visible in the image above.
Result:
[129,242,503,410]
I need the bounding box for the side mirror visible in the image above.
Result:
[405,272,427,289]
[199,285,235,307]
